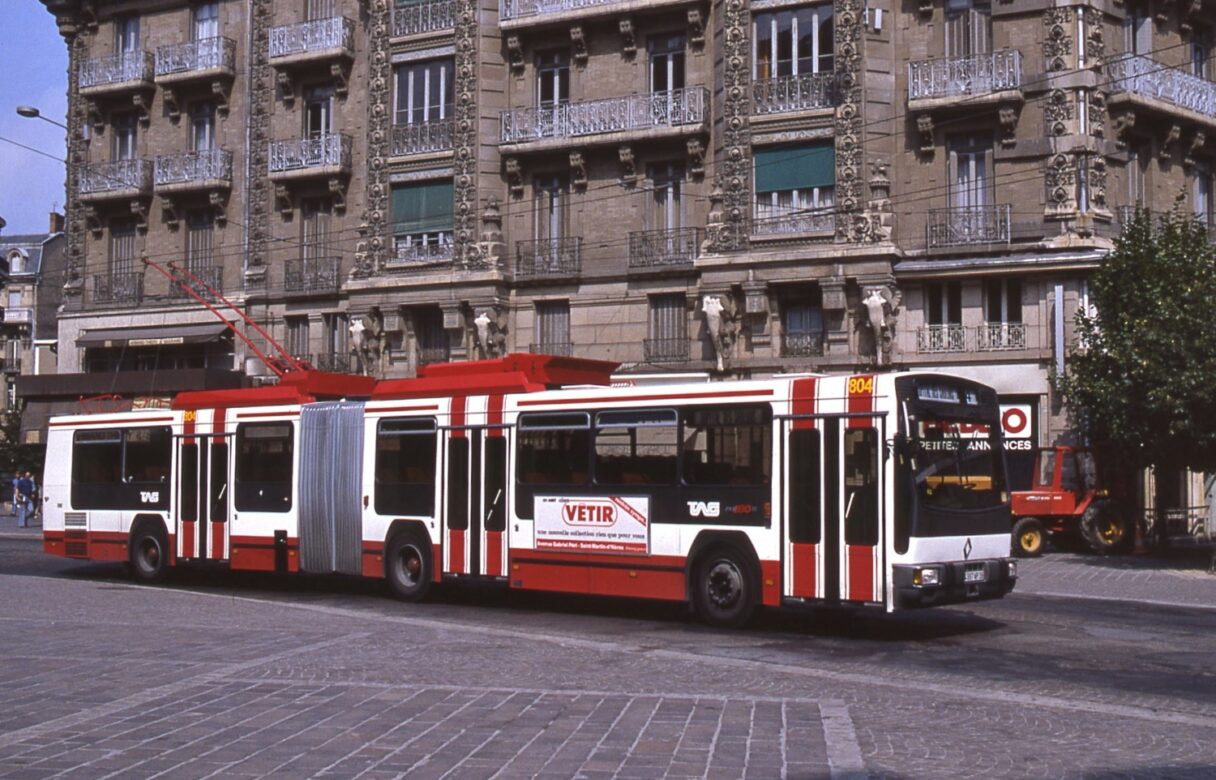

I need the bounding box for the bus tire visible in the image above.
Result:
[386,530,433,602]
[691,545,757,629]
[1012,517,1045,558]
[129,522,170,584]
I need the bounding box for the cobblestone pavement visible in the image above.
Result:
[1015,549,1216,609]
[1,539,1214,779]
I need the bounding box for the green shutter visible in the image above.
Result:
[754,144,835,193]
[392,180,454,235]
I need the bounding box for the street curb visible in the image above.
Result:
[1019,589,1216,611]
[0,533,43,542]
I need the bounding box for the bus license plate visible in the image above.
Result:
[964,566,987,584]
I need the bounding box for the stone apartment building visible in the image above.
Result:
[35,0,1216,486]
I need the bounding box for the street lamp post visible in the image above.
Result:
[16,105,68,130]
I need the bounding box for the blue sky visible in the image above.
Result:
[0,3,68,236]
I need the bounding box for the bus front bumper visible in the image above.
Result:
[892,558,1017,608]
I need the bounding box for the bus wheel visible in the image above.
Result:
[386,531,433,602]
[129,526,169,584]
[1012,517,1045,558]
[692,547,757,629]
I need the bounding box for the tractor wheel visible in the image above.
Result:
[1081,500,1129,555]
[1012,517,1046,558]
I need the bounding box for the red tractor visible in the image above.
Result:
[1010,446,1132,557]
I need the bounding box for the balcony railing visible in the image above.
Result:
[529,341,574,357]
[417,345,451,366]
[285,257,341,295]
[643,337,689,362]
[391,119,455,156]
[168,266,224,300]
[917,324,966,353]
[752,72,836,115]
[79,159,152,196]
[501,88,708,144]
[926,205,1011,248]
[752,209,836,237]
[1107,53,1216,119]
[393,0,456,35]
[628,227,700,268]
[3,308,33,325]
[391,238,455,265]
[515,237,582,279]
[154,37,235,78]
[908,50,1023,101]
[782,332,825,358]
[314,353,354,373]
[93,272,145,306]
[268,17,355,60]
[79,51,154,90]
[501,0,630,21]
[154,149,233,189]
[977,322,1027,351]
[268,133,351,175]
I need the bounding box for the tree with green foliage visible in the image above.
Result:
[1058,206,1216,478]
[0,405,43,477]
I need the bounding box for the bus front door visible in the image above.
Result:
[176,433,230,561]
[444,426,509,578]
[838,419,883,604]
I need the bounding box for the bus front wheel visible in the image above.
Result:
[1012,517,1045,558]
[692,546,757,628]
[386,531,433,602]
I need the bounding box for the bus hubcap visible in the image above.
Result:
[142,540,159,569]
[707,562,742,609]
[398,547,422,586]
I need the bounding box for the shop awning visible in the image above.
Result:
[77,322,232,349]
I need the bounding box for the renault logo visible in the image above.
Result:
[963,538,972,560]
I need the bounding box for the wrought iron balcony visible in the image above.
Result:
[391,119,455,156]
[782,332,824,358]
[500,0,694,22]
[154,37,236,81]
[643,337,689,362]
[268,133,352,178]
[977,322,1027,351]
[1107,53,1216,121]
[501,88,708,146]
[79,51,154,93]
[285,257,341,295]
[752,209,836,237]
[168,266,224,301]
[529,341,573,357]
[752,72,836,115]
[390,238,455,266]
[78,159,152,199]
[268,17,354,62]
[393,0,456,36]
[314,353,355,373]
[628,227,700,269]
[153,149,233,192]
[917,324,966,354]
[3,308,33,325]
[93,272,145,306]
[926,205,1011,248]
[515,237,582,279]
[417,345,451,366]
[908,50,1022,102]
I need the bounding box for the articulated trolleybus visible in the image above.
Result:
[42,355,1016,627]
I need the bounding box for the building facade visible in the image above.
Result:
[37,0,1216,471]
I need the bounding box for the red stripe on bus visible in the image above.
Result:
[847,375,875,428]
[212,408,227,561]
[791,543,817,597]
[49,416,174,427]
[847,545,876,602]
[372,404,440,414]
[487,395,505,436]
[450,396,467,437]
[791,378,817,430]
[485,530,503,576]
[182,412,196,559]
[234,411,299,419]
[517,388,774,407]
[448,529,465,573]
[432,544,443,582]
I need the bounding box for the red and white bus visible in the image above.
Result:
[40,355,1016,626]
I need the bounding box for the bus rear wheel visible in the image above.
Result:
[692,546,757,629]
[386,531,433,602]
[1012,517,1045,558]
[129,526,169,584]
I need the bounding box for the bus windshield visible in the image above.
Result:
[906,416,1005,511]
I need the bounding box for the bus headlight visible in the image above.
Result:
[1006,560,1018,579]
[912,567,942,587]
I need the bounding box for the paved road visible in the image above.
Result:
[0,538,1214,779]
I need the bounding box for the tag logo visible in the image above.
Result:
[687,501,721,518]
[140,491,160,504]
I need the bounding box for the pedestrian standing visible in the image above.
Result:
[15,473,34,529]
[9,474,18,517]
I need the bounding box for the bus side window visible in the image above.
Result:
[374,417,438,516]
[788,429,821,544]
[844,428,879,547]
[235,423,294,513]
[71,429,123,509]
[515,412,591,519]
[681,405,772,486]
[593,410,677,486]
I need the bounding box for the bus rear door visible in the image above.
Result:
[443,425,508,578]
[176,425,230,562]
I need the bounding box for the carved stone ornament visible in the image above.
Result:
[1084,8,1105,68]
[477,196,505,265]
[705,0,751,253]
[1182,0,1203,33]
[1045,153,1077,215]
[1043,9,1073,71]
[570,151,588,189]
[131,198,149,233]
[998,103,1020,147]
[916,113,935,154]
[506,34,524,74]
[84,205,102,240]
[618,145,637,185]
[247,0,272,271]
[1088,155,1109,211]
[1161,123,1181,161]
[835,0,868,242]
[209,190,228,227]
[918,0,933,19]
[161,197,181,231]
[505,157,524,196]
[453,0,484,267]
[1112,108,1136,147]
[351,306,389,377]
[132,93,151,127]
[687,8,706,49]
[163,88,183,123]
[1045,89,1072,136]
[275,183,293,216]
[473,308,508,359]
[686,138,706,179]
[212,79,231,116]
[328,177,347,215]
[360,0,392,276]
[861,285,901,366]
[1088,90,1106,138]
[619,18,636,57]
[702,295,738,372]
[570,26,588,65]
[1184,131,1207,169]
